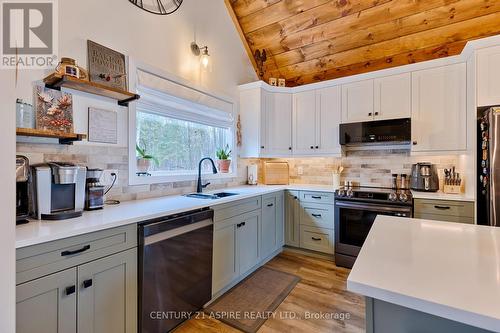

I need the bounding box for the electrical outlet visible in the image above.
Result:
[101,169,118,186]
[297,166,304,175]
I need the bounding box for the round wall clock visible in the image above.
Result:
[129,0,183,15]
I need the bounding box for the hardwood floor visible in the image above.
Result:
[175,250,365,333]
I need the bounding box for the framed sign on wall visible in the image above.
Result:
[87,40,127,90]
[88,107,118,144]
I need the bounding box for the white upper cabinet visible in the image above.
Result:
[293,90,317,155]
[374,73,411,120]
[239,87,292,157]
[316,86,342,155]
[411,63,467,152]
[265,92,292,156]
[477,45,500,107]
[341,79,374,123]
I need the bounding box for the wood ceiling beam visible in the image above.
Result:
[265,12,500,79]
[224,0,260,78]
[271,0,500,68]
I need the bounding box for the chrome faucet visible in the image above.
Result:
[197,157,218,193]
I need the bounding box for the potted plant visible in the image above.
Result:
[216,145,232,173]
[136,144,158,173]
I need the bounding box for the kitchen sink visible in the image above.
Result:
[184,192,239,200]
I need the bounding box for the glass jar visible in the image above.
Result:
[16,99,35,129]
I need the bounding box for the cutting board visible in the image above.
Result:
[263,162,289,185]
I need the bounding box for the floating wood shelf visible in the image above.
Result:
[16,128,87,145]
[43,73,140,106]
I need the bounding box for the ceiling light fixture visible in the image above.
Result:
[191,42,210,69]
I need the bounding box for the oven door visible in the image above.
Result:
[334,201,412,257]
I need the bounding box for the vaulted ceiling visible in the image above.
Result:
[225,0,500,86]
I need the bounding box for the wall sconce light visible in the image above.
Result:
[191,42,210,70]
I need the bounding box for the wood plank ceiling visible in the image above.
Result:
[225,0,500,86]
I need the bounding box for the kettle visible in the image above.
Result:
[410,163,439,192]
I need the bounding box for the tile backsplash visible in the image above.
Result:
[245,149,460,189]
[17,142,460,203]
[16,143,254,202]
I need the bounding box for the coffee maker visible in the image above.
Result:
[16,155,30,224]
[85,168,105,210]
[410,163,439,192]
[31,162,86,220]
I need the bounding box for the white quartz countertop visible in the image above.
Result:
[347,215,500,332]
[16,184,335,248]
[410,190,475,202]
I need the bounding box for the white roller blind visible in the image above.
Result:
[136,69,234,128]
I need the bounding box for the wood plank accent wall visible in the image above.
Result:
[225,0,500,86]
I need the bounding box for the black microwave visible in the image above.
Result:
[339,118,411,145]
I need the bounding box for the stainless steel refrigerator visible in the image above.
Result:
[478,106,500,226]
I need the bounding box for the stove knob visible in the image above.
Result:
[337,189,345,197]
[388,192,398,201]
[399,192,409,202]
[346,189,353,198]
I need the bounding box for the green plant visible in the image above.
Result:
[216,144,231,160]
[136,144,159,166]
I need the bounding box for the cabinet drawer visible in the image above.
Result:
[300,203,334,229]
[212,196,261,222]
[414,213,474,224]
[414,199,474,218]
[300,191,334,204]
[299,225,334,254]
[16,224,137,284]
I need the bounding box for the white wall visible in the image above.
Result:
[3,1,256,331]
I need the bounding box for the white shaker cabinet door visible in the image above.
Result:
[293,90,317,155]
[316,86,342,155]
[341,79,374,123]
[266,92,293,156]
[374,73,411,120]
[477,45,500,107]
[411,63,467,152]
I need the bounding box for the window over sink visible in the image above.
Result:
[128,61,235,185]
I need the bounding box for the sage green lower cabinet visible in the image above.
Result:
[16,225,138,333]
[16,268,77,333]
[212,209,261,295]
[261,192,285,259]
[414,199,474,224]
[78,248,137,333]
[285,190,300,247]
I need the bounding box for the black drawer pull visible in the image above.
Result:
[434,205,451,210]
[241,222,246,227]
[311,237,322,241]
[61,245,90,256]
[83,279,93,288]
[65,285,76,295]
[311,196,322,199]
[237,223,242,228]
[311,213,322,218]
[267,203,274,207]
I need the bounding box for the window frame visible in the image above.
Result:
[128,59,237,186]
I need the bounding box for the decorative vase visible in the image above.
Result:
[137,158,151,173]
[217,159,231,173]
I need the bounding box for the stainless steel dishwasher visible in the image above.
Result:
[138,208,214,333]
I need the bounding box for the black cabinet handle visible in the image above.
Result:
[310,146,314,149]
[83,279,93,288]
[267,203,274,207]
[261,146,265,149]
[311,237,322,241]
[412,141,417,145]
[65,285,76,295]
[236,223,241,228]
[61,245,90,257]
[374,112,379,116]
[241,222,246,227]
[368,113,372,116]
[311,196,322,199]
[434,205,451,210]
[294,196,298,200]
[311,213,322,218]
[315,146,319,149]
[289,147,292,150]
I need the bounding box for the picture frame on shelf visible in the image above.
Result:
[34,85,74,134]
[87,40,127,90]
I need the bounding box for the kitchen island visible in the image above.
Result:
[347,215,500,333]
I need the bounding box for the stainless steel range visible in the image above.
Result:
[334,186,413,268]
